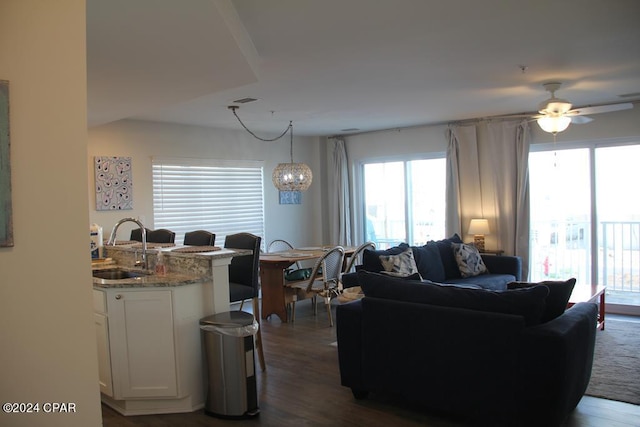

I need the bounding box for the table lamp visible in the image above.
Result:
[468,219,490,252]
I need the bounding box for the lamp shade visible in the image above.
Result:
[468,219,490,236]
[537,115,571,134]
[272,162,313,191]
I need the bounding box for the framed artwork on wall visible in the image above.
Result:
[0,80,13,247]
[94,156,133,210]
[279,190,302,205]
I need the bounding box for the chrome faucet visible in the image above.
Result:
[107,217,148,269]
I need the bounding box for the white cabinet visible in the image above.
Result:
[93,290,113,396]
[94,312,113,396]
[92,276,224,415]
[106,289,178,399]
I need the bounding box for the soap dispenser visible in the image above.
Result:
[155,251,167,275]
[90,223,103,259]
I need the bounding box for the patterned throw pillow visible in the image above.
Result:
[452,243,488,277]
[379,248,420,278]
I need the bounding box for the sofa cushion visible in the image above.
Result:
[359,270,549,326]
[411,242,446,282]
[452,242,488,277]
[362,244,409,272]
[445,274,514,291]
[379,247,420,277]
[431,234,463,279]
[508,278,576,323]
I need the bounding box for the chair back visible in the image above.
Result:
[184,230,215,246]
[130,227,152,242]
[147,229,176,243]
[306,246,345,292]
[267,239,294,253]
[343,241,376,273]
[268,239,300,269]
[224,232,262,300]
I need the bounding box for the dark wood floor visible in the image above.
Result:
[102,303,640,427]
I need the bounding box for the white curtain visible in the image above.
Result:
[328,137,352,245]
[446,120,531,278]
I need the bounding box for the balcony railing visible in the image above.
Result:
[601,221,640,292]
[530,220,640,294]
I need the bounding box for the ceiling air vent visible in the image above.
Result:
[232,97,259,104]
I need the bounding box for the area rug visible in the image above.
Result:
[585,318,640,405]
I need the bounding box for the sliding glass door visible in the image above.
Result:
[596,145,640,307]
[362,157,445,249]
[529,149,592,283]
[529,142,640,309]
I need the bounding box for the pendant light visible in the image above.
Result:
[229,106,313,191]
[271,124,313,191]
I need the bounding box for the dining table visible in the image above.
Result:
[259,246,356,322]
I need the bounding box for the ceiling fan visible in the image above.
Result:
[532,82,633,134]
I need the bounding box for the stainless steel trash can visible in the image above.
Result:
[200,311,259,418]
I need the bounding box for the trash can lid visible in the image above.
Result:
[200,311,255,327]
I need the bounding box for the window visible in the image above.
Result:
[152,157,265,246]
[362,157,446,248]
[529,142,640,308]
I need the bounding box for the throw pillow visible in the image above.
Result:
[508,278,576,323]
[452,242,488,277]
[359,270,548,326]
[431,234,463,279]
[379,248,420,278]
[411,242,446,282]
[362,243,409,272]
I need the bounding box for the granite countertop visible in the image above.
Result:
[92,272,205,289]
[92,244,251,289]
[92,264,206,289]
[106,244,251,260]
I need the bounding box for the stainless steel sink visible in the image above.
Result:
[92,268,150,280]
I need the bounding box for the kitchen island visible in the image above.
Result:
[93,245,250,416]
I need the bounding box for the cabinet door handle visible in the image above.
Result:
[115,294,122,300]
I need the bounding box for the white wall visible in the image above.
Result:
[88,119,324,248]
[0,2,103,426]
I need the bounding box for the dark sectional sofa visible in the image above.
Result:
[336,271,598,426]
[342,235,522,291]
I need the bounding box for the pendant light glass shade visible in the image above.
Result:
[272,162,313,191]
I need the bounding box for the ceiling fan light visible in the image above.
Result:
[537,115,571,134]
[538,98,572,115]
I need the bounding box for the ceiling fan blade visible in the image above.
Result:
[567,102,633,116]
[570,115,593,124]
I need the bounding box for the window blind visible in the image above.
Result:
[152,157,265,246]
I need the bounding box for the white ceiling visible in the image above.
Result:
[87,0,640,137]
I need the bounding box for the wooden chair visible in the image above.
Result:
[147,229,176,243]
[343,241,376,274]
[184,230,215,246]
[224,232,266,371]
[285,246,345,327]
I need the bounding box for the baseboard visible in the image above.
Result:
[606,303,640,316]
